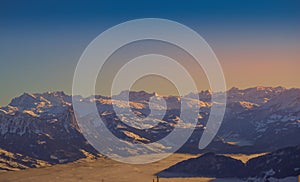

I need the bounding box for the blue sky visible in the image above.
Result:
[0,0,300,105]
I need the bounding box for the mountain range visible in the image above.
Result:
[0,86,300,173]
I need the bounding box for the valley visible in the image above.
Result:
[0,153,264,182]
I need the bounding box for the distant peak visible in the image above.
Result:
[43,91,66,96]
[228,87,240,92]
[8,93,38,109]
[116,90,155,96]
[200,89,212,94]
[10,92,37,103]
[153,92,159,97]
[21,92,37,99]
[228,86,287,93]
[249,86,286,91]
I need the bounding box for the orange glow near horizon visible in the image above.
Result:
[216,44,300,90]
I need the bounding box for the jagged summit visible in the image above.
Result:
[9,92,37,108]
[262,87,300,111]
[8,91,71,108]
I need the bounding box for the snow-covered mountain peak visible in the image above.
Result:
[2,91,71,118]
[9,93,38,109]
[262,88,300,111]
[227,86,286,105]
[113,90,159,102]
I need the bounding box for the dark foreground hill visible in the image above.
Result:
[158,145,300,180]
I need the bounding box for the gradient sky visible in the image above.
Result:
[0,0,300,105]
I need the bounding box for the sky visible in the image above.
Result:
[0,0,300,105]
